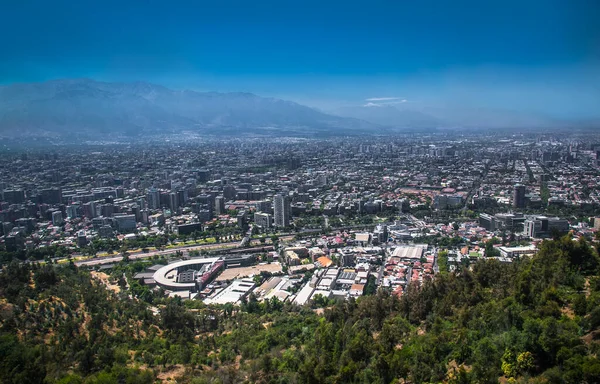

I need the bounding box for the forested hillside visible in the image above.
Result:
[2,235,600,383]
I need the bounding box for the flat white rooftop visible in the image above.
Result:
[204,278,255,305]
[391,245,427,259]
[293,282,315,306]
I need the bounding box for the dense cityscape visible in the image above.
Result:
[2,132,599,303]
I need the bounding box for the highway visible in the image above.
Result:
[67,224,376,267]
[72,234,296,267]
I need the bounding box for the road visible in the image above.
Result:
[72,234,297,267]
[74,240,240,266]
[67,224,374,267]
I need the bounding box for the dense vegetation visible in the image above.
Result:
[1,235,600,383]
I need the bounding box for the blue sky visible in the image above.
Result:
[1,0,599,118]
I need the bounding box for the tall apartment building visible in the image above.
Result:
[274,194,291,227]
[169,192,179,212]
[513,184,526,209]
[147,188,160,210]
[215,196,226,215]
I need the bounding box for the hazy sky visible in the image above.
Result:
[1,0,599,118]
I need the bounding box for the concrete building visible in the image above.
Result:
[434,194,463,210]
[498,245,536,258]
[524,216,569,238]
[215,195,226,215]
[204,278,255,305]
[147,188,160,210]
[274,193,290,227]
[66,204,80,219]
[169,192,179,212]
[513,184,526,209]
[255,200,272,214]
[594,217,600,231]
[479,213,496,231]
[77,230,88,247]
[151,257,223,292]
[177,222,202,235]
[113,214,137,233]
[51,210,63,226]
[254,212,273,229]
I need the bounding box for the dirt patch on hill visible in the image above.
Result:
[157,364,186,382]
[215,263,283,282]
[91,271,121,293]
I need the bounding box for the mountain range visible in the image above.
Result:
[0,79,587,140]
[0,79,378,139]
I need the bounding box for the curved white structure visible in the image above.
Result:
[152,257,222,291]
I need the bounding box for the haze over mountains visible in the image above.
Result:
[0,79,586,139]
[0,79,376,138]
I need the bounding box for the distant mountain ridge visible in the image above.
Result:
[0,79,379,138]
[328,103,570,130]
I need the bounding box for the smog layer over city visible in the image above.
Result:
[1,1,600,383]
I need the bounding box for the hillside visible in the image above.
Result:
[0,79,379,139]
[1,235,600,383]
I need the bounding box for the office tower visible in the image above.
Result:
[215,196,226,215]
[131,204,141,222]
[177,189,188,206]
[113,214,137,233]
[513,184,526,209]
[147,188,160,210]
[274,194,290,227]
[66,204,80,219]
[197,194,214,213]
[82,201,95,218]
[169,192,179,211]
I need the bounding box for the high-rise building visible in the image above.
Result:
[176,189,188,207]
[215,196,226,215]
[169,192,179,212]
[66,204,80,219]
[274,194,290,227]
[51,211,63,226]
[593,217,600,232]
[82,201,96,218]
[513,184,526,209]
[147,188,160,210]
